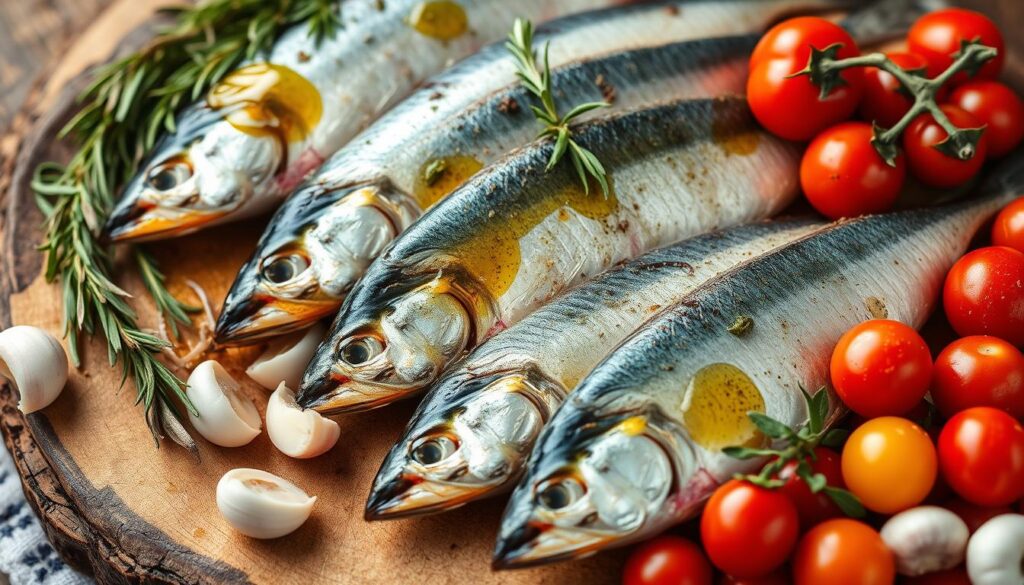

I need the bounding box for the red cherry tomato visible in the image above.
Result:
[993,197,1024,253]
[903,567,971,585]
[859,52,930,127]
[938,406,1024,506]
[800,122,905,220]
[932,336,1024,418]
[792,519,895,585]
[774,447,845,529]
[907,8,1005,82]
[717,571,788,585]
[941,497,1014,533]
[948,81,1024,158]
[623,535,713,585]
[943,246,1024,347]
[700,480,799,578]
[830,319,932,417]
[750,16,859,69]
[903,105,988,188]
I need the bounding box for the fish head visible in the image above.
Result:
[105,106,282,242]
[366,372,555,519]
[494,403,701,569]
[215,180,415,345]
[297,276,475,414]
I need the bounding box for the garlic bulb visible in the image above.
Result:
[880,505,968,575]
[216,468,316,539]
[967,514,1024,585]
[246,323,326,391]
[266,383,340,458]
[186,360,261,447]
[0,326,69,414]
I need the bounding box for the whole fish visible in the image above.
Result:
[295,96,804,415]
[102,0,623,242]
[366,218,824,520]
[213,0,842,345]
[492,152,1024,569]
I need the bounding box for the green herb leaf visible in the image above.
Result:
[722,446,780,460]
[824,486,867,518]
[748,412,796,441]
[820,428,851,449]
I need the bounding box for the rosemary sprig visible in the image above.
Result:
[31,0,341,448]
[506,18,611,196]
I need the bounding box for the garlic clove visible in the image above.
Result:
[186,360,261,447]
[967,513,1024,585]
[0,326,69,414]
[246,323,326,391]
[266,383,340,458]
[216,468,316,539]
[880,505,968,576]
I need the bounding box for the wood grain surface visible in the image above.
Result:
[1,1,1022,584]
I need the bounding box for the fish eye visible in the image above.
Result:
[261,254,310,284]
[146,159,192,192]
[536,477,586,511]
[338,336,384,365]
[410,433,459,466]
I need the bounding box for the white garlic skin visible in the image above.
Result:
[216,468,316,539]
[0,326,69,414]
[880,505,968,576]
[967,513,1024,585]
[266,383,340,459]
[186,360,261,447]
[246,323,326,391]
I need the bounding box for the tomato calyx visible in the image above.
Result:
[791,38,997,166]
[724,387,865,518]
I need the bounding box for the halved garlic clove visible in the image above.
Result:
[0,326,69,414]
[246,323,326,391]
[880,505,969,575]
[186,360,261,447]
[216,468,316,539]
[266,383,340,458]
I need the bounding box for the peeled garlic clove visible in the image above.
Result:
[881,505,968,575]
[0,326,69,414]
[246,323,326,391]
[266,383,340,458]
[967,514,1024,585]
[186,360,261,447]
[216,468,316,539]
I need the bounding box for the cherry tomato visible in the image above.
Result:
[700,480,799,578]
[800,122,905,219]
[717,571,788,585]
[830,319,932,417]
[842,417,937,514]
[792,519,895,585]
[859,52,930,127]
[932,336,1024,418]
[623,535,713,585]
[750,16,860,69]
[943,246,1024,346]
[948,81,1024,157]
[907,8,1005,82]
[941,497,1014,533]
[903,105,988,188]
[774,447,844,529]
[992,197,1024,253]
[938,406,1024,506]
[903,567,971,585]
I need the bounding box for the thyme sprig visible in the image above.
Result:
[725,387,865,518]
[506,18,611,196]
[793,39,997,166]
[31,0,341,448]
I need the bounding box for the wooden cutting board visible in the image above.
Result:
[1,1,1022,583]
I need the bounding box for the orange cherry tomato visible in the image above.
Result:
[792,519,895,585]
[859,52,930,128]
[842,417,937,514]
[830,320,932,417]
[800,122,905,220]
[948,81,1024,157]
[623,535,713,585]
[903,105,988,188]
[938,406,1024,506]
[907,8,1005,82]
[932,336,1024,418]
[943,246,1024,346]
[992,197,1024,253]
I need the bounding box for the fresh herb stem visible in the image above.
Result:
[506,18,611,196]
[793,40,997,166]
[31,0,341,447]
